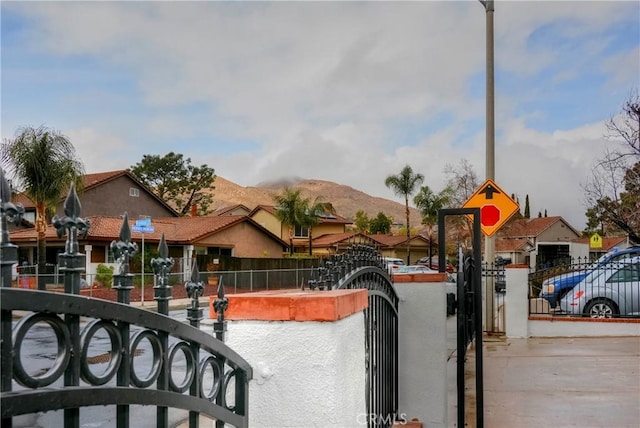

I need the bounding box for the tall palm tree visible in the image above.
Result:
[301,197,336,256]
[274,188,306,255]
[1,125,84,289]
[385,165,424,264]
[413,185,452,268]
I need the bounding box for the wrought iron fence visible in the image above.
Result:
[529,257,640,319]
[481,261,507,334]
[308,244,399,428]
[11,267,313,300]
[1,177,252,428]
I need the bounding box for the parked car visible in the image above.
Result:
[540,246,640,307]
[394,265,439,275]
[558,256,640,318]
[416,256,455,273]
[384,257,405,273]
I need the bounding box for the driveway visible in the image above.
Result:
[449,335,640,427]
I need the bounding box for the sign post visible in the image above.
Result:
[132,217,154,306]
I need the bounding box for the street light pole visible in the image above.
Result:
[480,0,496,332]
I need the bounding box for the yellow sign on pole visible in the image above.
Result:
[590,233,603,249]
[462,179,520,237]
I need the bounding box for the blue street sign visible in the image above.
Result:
[132,225,154,233]
[135,218,152,227]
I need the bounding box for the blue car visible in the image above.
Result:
[540,246,640,307]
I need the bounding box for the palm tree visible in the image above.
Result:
[385,165,424,264]
[301,197,336,256]
[274,188,306,255]
[1,125,84,289]
[413,185,452,268]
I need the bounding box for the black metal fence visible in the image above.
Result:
[1,180,252,428]
[529,257,640,319]
[309,244,399,428]
[12,266,315,297]
[482,261,507,333]
[438,208,484,428]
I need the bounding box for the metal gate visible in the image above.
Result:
[0,181,252,428]
[309,244,398,428]
[438,208,484,428]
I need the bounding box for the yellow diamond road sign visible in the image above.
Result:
[462,179,520,237]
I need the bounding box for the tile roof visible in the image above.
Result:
[495,238,533,252]
[311,232,368,247]
[250,205,351,224]
[11,192,34,208]
[499,216,579,239]
[366,233,430,247]
[250,205,278,216]
[9,214,288,246]
[83,170,127,190]
[572,236,630,252]
[213,204,251,216]
[367,234,407,246]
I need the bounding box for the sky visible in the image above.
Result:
[2,0,639,231]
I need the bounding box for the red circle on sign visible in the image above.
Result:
[481,205,500,226]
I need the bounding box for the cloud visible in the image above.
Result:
[2,0,638,232]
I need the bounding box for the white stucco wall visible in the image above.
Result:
[505,265,640,337]
[505,266,529,338]
[395,281,449,428]
[225,312,367,428]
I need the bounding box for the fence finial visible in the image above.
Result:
[52,182,90,294]
[186,260,204,307]
[110,212,138,304]
[110,212,138,275]
[52,183,90,255]
[185,259,204,327]
[213,278,228,341]
[1,168,23,289]
[151,233,174,315]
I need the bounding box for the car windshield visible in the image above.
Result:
[585,256,640,283]
[593,248,640,268]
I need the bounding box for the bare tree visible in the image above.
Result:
[606,89,640,158]
[443,159,480,250]
[583,89,640,243]
[443,159,479,207]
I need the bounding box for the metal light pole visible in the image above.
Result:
[480,0,496,331]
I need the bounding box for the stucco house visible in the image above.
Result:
[10,214,288,281]
[11,170,180,264]
[572,235,632,259]
[249,205,352,254]
[14,170,179,226]
[495,216,583,267]
[366,233,433,264]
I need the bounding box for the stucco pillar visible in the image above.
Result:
[212,289,368,428]
[505,265,530,338]
[394,273,450,428]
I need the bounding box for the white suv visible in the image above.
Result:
[384,257,405,273]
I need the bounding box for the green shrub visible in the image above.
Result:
[95,264,115,288]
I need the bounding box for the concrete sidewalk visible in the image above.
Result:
[449,335,640,427]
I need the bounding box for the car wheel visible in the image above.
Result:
[584,298,618,319]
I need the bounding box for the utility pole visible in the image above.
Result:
[480,0,496,331]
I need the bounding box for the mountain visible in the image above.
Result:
[209,176,422,226]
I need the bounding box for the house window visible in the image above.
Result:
[294,224,309,238]
[129,187,140,197]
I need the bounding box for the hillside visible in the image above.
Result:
[208,176,422,226]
